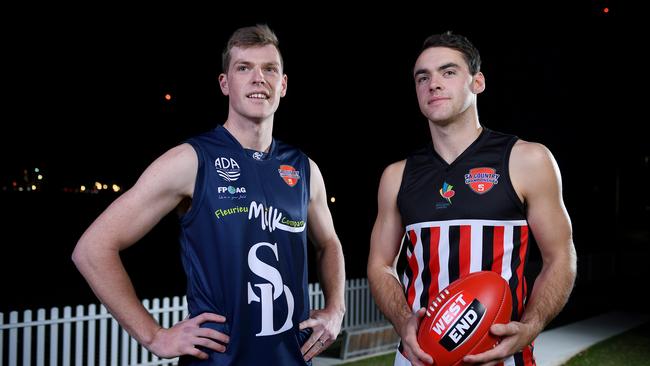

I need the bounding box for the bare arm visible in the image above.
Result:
[465,141,576,365]
[72,144,228,359]
[515,142,576,332]
[367,161,433,366]
[299,159,346,361]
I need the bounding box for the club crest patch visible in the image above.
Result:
[464,167,499,194]
[278,165,300,187]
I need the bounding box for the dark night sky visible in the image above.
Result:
[1,3,648,312]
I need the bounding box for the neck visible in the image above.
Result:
[223,117,274,152]
[428,114,482,164]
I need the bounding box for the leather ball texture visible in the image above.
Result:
[417,271,512,366]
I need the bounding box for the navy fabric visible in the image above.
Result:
[179,125,312,365]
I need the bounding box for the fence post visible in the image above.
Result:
[172,297,180,326]
[141,299,152,363]
[110,316,118,366]
[9,312,17,366]
[120,323,128,366]
[36,309,46,366]
[99,306,107,366]
[74,305,84,366]
[22,310,32,366]
[62,307,71,366]
[49,308,58,366]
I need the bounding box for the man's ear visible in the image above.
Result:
[280,74,288,97]
[472,71,486,94]
[218,73,229,96]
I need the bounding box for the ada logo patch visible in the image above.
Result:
[215,157,241,182]
[464,167,499,194]
[278,165,300,187]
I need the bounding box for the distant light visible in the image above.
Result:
[112,184,121,192]
[31,185,37,190]
[95,182,102,190]
[34,168,40,173]
[330,196,336,203]
[165,93,172,101]
[80,185,86,192]
[37,174,43,180]
[102,184,108,190]
[18,187,24,192]
[12,181,17,187]
[603,7,609,13]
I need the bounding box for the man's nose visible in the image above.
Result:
[428,76,443,91]
[252,67,266,85]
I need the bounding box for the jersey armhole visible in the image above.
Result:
[503,137,526,215]
[305,154,311,202]
[180,141,205,225]
[396,158,410,214]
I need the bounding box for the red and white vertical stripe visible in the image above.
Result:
[400,219,531,366]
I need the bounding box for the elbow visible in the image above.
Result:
[366,260,377,282]
[568,243,578,282]
[71,241,87,271]
[367,260,393,285]
[71,238,99,274]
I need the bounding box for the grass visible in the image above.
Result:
[563,321,650,366]
[336,322,650,366]
[337,352,396,365]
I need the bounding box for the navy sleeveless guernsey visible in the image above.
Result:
[396,128,535,366]
[179,125,311,365]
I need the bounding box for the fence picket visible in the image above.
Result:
[110,317,118,366]
[74,305,84,366]
[99,306,107,366]
[120,326,128,366]
[22,310,31,366]
[62,307,71,366]
[36,309,45,366]
[9,312,17,366]
[49,308,58,366]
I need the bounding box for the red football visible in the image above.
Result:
[416,271,512,366]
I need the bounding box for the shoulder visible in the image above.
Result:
[510,139,557,171]
[382,160,406,181]
[156,143,198,168]
[308,157,320,176]
[138,143,198,196]
[378,160,406,195]
[510,139,562,200]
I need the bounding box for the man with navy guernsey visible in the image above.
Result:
[367,32,577,366]
[72,25,345,365]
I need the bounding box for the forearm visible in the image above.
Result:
[521,245,577,333]
[72,246,160,347]
[315,239,346,315]
[368,264,412,335]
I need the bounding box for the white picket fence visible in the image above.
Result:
[1,278,384,366]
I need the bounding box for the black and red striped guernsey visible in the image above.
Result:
[396,128,535,366]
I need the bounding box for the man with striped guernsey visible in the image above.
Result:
[367,32,576,366]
